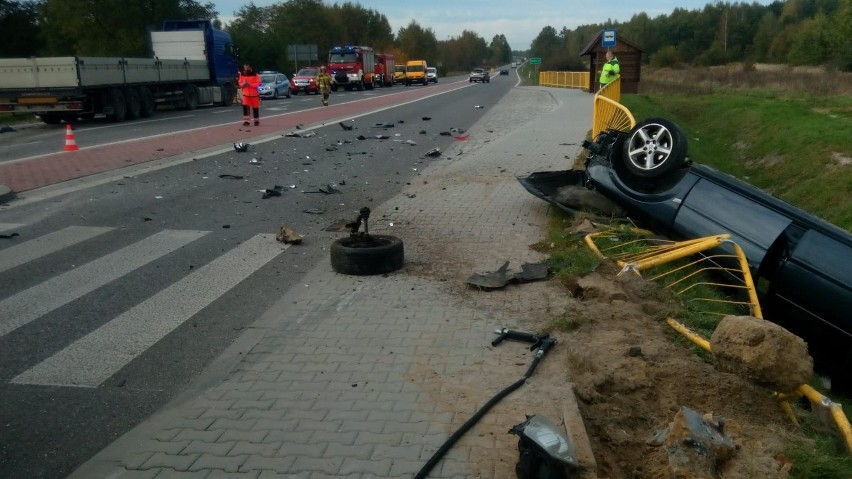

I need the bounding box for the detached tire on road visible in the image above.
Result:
[331,234,404,275]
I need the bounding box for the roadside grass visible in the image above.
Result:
[526,62,852,477]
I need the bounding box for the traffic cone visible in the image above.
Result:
[64,124,79,151]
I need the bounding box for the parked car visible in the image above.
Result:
[426,67,438,83]
[258,71,291,99]
[289,67,319,95]
[519,118,852,390]
[469,68,490,83]
[500,69,509,75]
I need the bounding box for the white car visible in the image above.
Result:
[426,67,438,83]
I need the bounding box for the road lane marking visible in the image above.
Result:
[0,223,25,233]
[12,233,286,387]
[0,226,113,274]
[0,229,207,337]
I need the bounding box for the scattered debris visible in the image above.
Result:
[276,225,303,244]
[374,134,389,140]
[418,130,427,135]
[453,134,469,140]
[474,105,484,109]
[233,142,249,152]
[222,224,230,229]
[319,185,341,194]
[648,406,736,478]
[373,122,394,128]
[303,207,326,214]
[403,140,417,145]
[0,232,20,239]
[439,131,452,136]
[219,174,244,180]
[295,123,304,129]
[466,261,550,289]
[0,126,16,133]
[356,135,367,140]
[424,148,442,157]
[249,158,261,164]
[286,131,316,138]
[421,117,431,121]
[339,121,354,131]
[261,186,284,199]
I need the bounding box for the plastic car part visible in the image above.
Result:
[510,414,579,479]
[622,117,688,179]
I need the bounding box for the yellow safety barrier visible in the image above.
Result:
[584,230,852,455]
[538,71,590,90]
[591,78,635,138]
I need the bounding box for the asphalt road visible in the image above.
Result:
[0,73,517,478]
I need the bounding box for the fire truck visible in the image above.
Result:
[328,45,376,91]
[375,53,395,88]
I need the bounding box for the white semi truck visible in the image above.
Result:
[0,20,238,124]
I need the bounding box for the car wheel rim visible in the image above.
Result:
[626,123,675,171]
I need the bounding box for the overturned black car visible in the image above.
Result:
[519,118,852,389]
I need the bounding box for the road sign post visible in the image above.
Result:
[529,57,541,65]
[602,29,616,48]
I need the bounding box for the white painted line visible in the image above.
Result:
[0,229,208,338]
[0,226,113,274]
[0,223,25,233]
[12,233,286,387]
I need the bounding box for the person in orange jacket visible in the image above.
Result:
[238,63,261,126]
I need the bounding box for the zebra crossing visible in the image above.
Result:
[0,224,288,388]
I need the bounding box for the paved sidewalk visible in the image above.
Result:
[69,86,596,479]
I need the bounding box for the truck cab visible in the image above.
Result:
[328,45,375,91]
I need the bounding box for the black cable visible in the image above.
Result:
[414,349,549,479]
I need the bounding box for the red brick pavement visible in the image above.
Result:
[0,82,468,193]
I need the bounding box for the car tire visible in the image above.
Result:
[622,117,688,179]
[330,234,404,276]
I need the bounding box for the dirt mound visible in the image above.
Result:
[563,262,794,479]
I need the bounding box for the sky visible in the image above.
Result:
[212,0,776,52]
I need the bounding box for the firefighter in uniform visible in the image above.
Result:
[238,63,261,126]
[317,66,333,107]
[599,50,620,88]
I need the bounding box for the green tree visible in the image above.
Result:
[396,20,437,63]
[226,2,275,69]
[0,0,42,56]
[488,34,512,66]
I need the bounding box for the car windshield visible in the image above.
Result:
[427,68,436,73]
[296,69,317,76]
[395,66,405,72]
[261,75,277,83]
[407,65,424,72]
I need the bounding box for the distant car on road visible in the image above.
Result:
[426,67,438,83]
[258,71,291,99]
[500,69,509,75]
[394,65,406,84]
[519,118,852,390]
[469,68,490,83]
[289,68,319,95]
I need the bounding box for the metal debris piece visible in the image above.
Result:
[339,121,354,130]
[319,185,341,194]
[474,105,484,109]
[424,148,442,157]
[374,134,389,140]
[276,225,303,244]
[467,261,550,289]
[261,185,284,199]
[286,131,315,138]
[219,174,244,179]
[467,261,512,289]
[357,135,367,140]
[234,142,249,152]
[373,122,394,128]
[403,140,417,145]
[0,232,20,239]
[422,117,431,121]
[303,207,326,214]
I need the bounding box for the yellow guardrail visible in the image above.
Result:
[584,230,852,455]
[591,77,634,138]
[538,71,589,90]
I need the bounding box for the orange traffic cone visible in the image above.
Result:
[64,124,79,151]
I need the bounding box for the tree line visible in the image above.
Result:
[0,0,511,75]
[530,0,852,72]
[3,0,848,75]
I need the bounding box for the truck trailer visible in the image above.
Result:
[0,20,238,124]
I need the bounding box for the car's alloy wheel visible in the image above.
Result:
[622,117,688,179]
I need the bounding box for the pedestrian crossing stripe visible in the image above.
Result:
[0,226,114,274]
[0,223,25,233]
[0,229,208,338]
[12,233,286,388]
